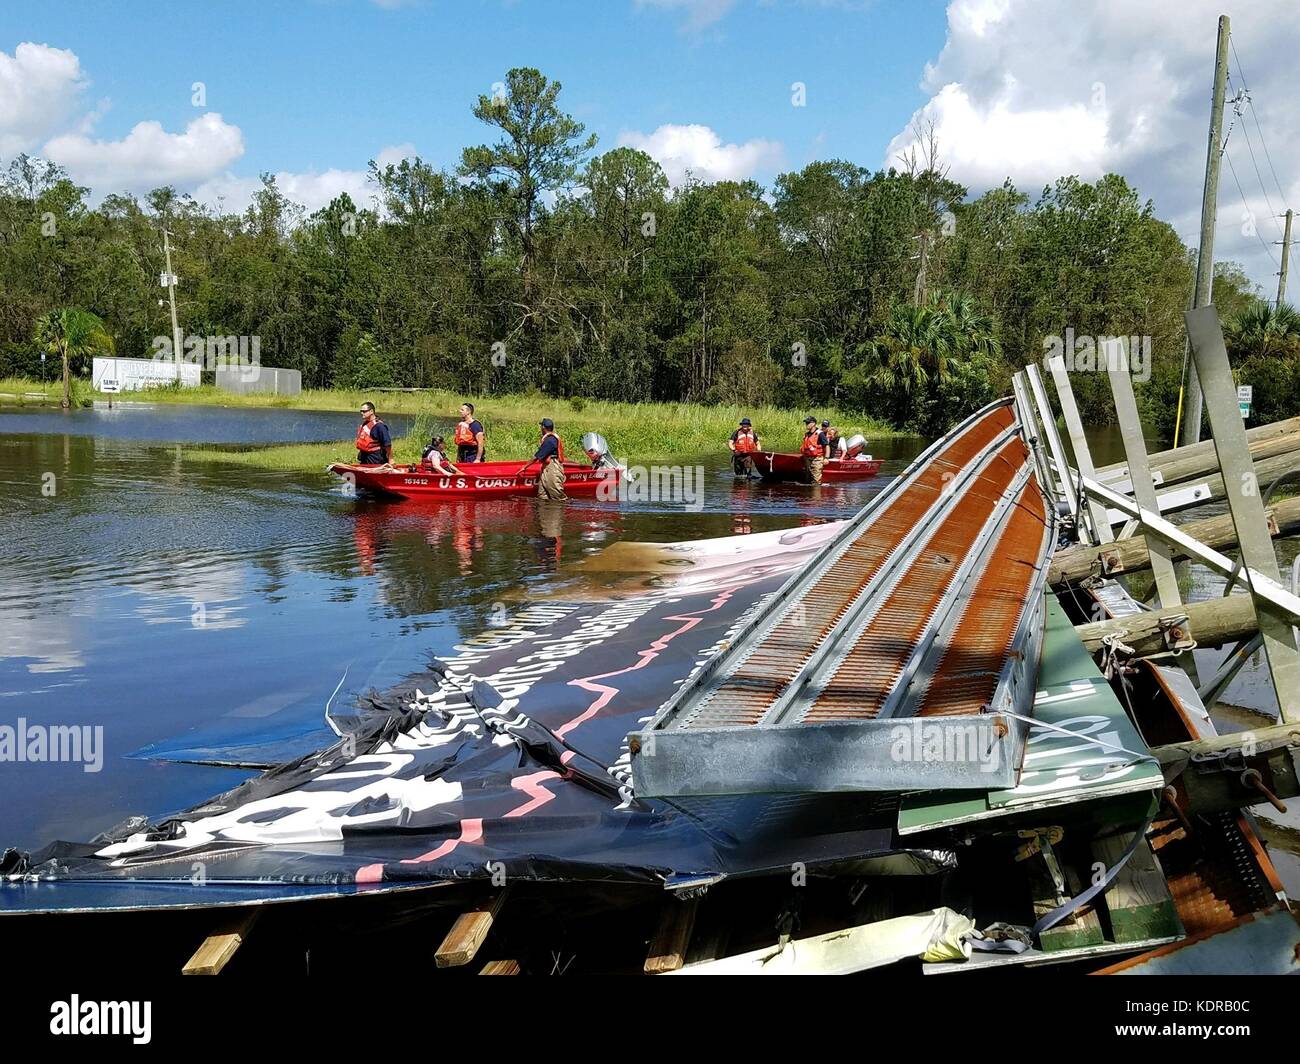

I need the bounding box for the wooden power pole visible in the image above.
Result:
[163,229,183,381]
[1278,208,1293,306]
[1180,13,1231,448]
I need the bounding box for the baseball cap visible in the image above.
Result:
[540,418,554,430]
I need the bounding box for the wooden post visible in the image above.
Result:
[1098,416,1300,485]
[183,907,260,975]
[1050,496,1300,586]
[435,889,510,968]
[1074,593,1256,657]
[645,897,699,974]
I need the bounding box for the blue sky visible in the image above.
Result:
[3,1,1298,292]
[3,0,948,188]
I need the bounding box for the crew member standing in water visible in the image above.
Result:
[728,416,761,478]
[454,402,486,463]
[800,416,827,484]
[355,402,393,466]
[534,418,567,500]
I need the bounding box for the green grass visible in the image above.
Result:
[0,376,92,407]
[0,376,904,469]
[180,392,903,471]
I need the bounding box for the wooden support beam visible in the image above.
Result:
[1074,593,1262,657]
[644,896,699,974]
[1092,832,1182,944]
[182,907,261,975]
[1051,497,1300,586]
[478,958,522,976]
[435,889,510,969]
[1098,416,1300,486]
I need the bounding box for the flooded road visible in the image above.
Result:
[0,403,923,850]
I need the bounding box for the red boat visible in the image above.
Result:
[329,460,621,501]
[753,451,883,484]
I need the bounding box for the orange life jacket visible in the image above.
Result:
[800,431,823,458]
[734,429,758,454]
[540,431,565,464]
[453,420,477,446]
[356,419,384,453]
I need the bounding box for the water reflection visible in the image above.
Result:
[0,405,920,848]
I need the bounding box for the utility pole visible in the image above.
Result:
[912,231,929,305]
[162,229,183,382]
[1180,13,1231,448]
[1278,208,1293,306]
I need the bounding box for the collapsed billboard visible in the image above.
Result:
[2,521,941,914]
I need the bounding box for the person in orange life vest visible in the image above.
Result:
[420,435,460,476]
[529,418,567,500]
[728,416,762,478]
[801,416,828,484]
[355,402,393,466]
[454,402,486,463]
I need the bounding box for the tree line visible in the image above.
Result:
[1,66,1293,436]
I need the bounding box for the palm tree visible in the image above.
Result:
[1224,300,1300,361]
[33,308,115,409]
[865,291,1002,396]
[866,302,953,396]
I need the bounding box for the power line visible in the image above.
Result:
[1223,143,1280,267]
[1225,71,1285,240]
[1229,36,1291,207]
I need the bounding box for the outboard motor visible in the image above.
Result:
[580,431,625,470]
[843,433,869,460]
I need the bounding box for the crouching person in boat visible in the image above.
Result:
[420,435,460,476]
[533,418,567,500]
[728,416,761,478]
[356,401,393,466]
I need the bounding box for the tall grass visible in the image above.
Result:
[176,390,901,472]
[0,376,92,407]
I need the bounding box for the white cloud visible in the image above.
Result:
[887,0,1300,291]
[636,0,739,32]
[44,113,245,193]
[374,142,418,169]
[194,170,373,216]
[195,145,416,215]
[0,42,88,156]
[619,123,783,186]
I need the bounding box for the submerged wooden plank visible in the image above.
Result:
[182,907,261,975]
[478,958,522,976]
[645,897,699,974]
[436,889,510,968]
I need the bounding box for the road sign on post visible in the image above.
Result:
[1237,384,1252,419]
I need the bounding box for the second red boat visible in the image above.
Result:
[753,451,883,483]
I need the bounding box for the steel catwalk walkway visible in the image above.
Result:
[629,400,1056,796]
